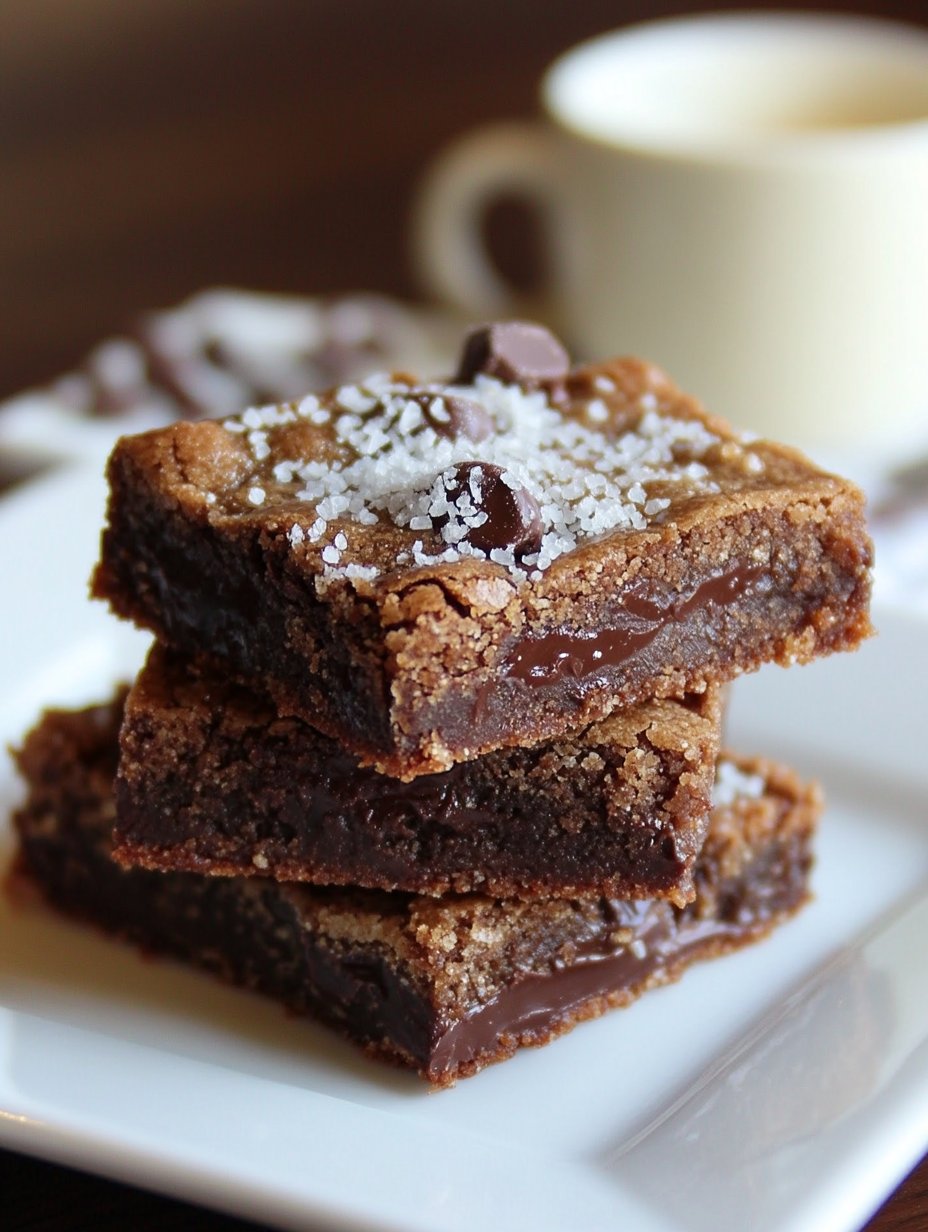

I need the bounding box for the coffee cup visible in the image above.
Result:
[414,13,928,454]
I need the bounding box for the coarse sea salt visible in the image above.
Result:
[712,759,766,809]
[223,373,745,582]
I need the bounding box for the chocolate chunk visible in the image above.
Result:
[410,391,493,442]
[456,322,570,387]
[440,461,543,556]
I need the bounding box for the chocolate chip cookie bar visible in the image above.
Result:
[113,645,723,904]
[11,692,820,1086]
[93,321,872,777]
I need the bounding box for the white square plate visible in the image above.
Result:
[1,466,926,1232]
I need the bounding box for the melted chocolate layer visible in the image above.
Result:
[428,899,666,1075]
[425,852,801,1080]
[294,833,807,1083]
[398,561,777,757]
[504,565,769,688]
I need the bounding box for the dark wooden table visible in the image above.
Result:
[2,2,926,1228]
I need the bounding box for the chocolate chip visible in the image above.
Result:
[439,461,543,556]
[411,391,494,442]
[456,322,570,387]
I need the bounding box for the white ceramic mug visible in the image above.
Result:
[415,13,928,453]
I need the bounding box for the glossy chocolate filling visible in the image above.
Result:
[418,561,773,755]
[428,898,671,1075]
[292,836,805,1081]
[423,838,807,1079]
[504,564,769,688]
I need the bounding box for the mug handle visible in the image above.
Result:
[413,121,571,322]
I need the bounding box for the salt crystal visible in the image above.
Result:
[713,759,766,808]
[220,370,723,581]
[344,563,379,581]
[644,498,671,516]
[336,385,378,414]
[297,394,321,419]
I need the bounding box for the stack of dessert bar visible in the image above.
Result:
[13,322,872,1085]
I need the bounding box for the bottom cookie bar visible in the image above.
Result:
[11,694,821,1086]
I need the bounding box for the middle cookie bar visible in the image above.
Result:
[114,645,723,904]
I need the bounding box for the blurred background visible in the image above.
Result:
[3,0,927,400]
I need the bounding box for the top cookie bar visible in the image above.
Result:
[93,322,872,777]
